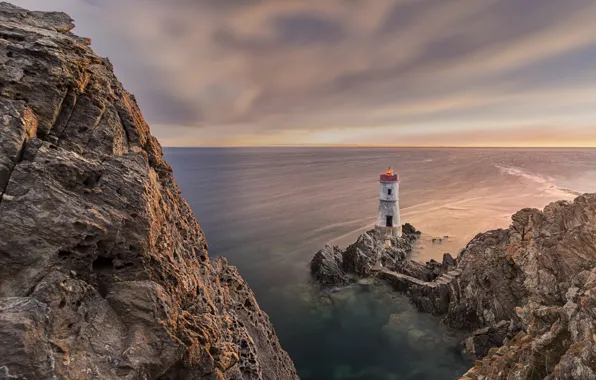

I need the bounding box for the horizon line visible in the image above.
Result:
[162,144,596,149]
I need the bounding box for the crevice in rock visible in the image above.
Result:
[82,104,106,152]
[48,90,78,143]
[0,138,28,206]
[58,250,71,259]
[82,172,102,188]
[23,68,37,77]
[93,255,113,298]
[15,138,27,164]
[0,31,27,42]
[114,103,132,149]
[92,255,113,271]
[43,88,70,139]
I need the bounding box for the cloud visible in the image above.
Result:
[10,0,596,146]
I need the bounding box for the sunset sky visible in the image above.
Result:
[13,0,596,147]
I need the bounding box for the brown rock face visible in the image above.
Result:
[420,194,596,379]
[0,3,297,379]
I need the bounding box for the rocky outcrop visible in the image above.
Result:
[448,194,596,379]
[0,3,297,379]
[461,267,596,379]
[311,193,596,379]
[463,320,510,359]
[403,195,596,378]
[382,195,596,379]
[310,224,422,287]
[310,245,349,287]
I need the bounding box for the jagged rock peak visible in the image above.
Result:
[416,194,596,379]
[0,3,298,379]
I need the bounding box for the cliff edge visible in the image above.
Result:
[441,194,596,379]
[0,3,297,379]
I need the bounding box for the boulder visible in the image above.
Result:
[442,253,456,267]
[402,223,421,237]
[310,244,349,286]
[463,320,511,359]
[342,231,380,276]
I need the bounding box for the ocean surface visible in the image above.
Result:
[164,147,596,380]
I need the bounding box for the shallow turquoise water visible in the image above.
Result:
[265,283,469,379]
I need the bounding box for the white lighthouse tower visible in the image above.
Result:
[376,167,401,237]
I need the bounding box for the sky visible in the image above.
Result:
[12,0,596,147]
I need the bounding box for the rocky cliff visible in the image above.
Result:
[0,3,297,379]
[436,194,596,379]
[311,195,596,379]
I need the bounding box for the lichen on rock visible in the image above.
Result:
[0,3,297,379]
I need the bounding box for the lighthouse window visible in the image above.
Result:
[387,188,392,195]
[386,215,393,227]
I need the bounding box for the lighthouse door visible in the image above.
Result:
[386,215,393,227]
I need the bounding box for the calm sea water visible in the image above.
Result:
[164,147,596,380]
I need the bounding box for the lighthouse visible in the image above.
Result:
[376,167,401,237]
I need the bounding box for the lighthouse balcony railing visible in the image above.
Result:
[379,174,399,182]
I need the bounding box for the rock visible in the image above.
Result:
[310,227,419,287]
[402,223,421,236]
[312,193,596,379]
[387,195,596,379]
[464,268,596,379]
[407,329,430,351]
[389,195,596,378]
[463,320,510,359]
[442,253,456,267]
[310,244,349,286]
[427,194,596,379]
[0,298,53,379]
[342,231,380,276]
[0,4,297,379]
[346,228,415,274]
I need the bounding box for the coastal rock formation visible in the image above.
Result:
[462,320,510,359]
[0,3,297,379]
[310,224,421,286]
[448,194,596,379]
[310,245,349,286]
[311,194,596,379]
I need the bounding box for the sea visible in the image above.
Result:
[164,147,596,380]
